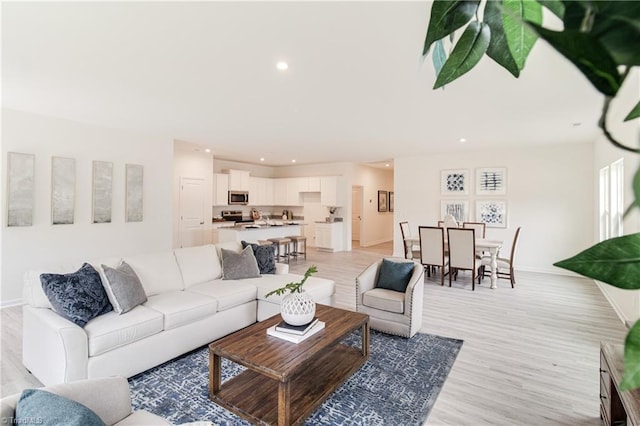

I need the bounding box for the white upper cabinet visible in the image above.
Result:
[213,173,229,206]
[228,169,250,191]
[249,177,274,206]
[320,176,343,206]
[273,178,302,206]
[298,177,321,193]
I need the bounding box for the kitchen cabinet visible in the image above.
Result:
[249,177,274,206]
[273,178,301,206]
[228,169,250,191]
[315,222,344,252]
[320,176,343,206]
[298,176,321,192]
[213,174,229,206]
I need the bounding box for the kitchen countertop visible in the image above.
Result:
[226,223,306,231]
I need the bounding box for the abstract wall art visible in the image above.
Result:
[51,157,76,225]
[476,200,507,228]
[388,191,394,212]
[92,161,113,224]
[126,164,143,222]
[476,167,507,195]
[7,152,35,227]
[441,199,469,223]
[378,190,388,212]
[441,169,469,195]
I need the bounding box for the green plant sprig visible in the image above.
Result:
[264,265,318,298]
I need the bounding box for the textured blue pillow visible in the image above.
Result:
[241,241,276,274]
[40,263,113,327]
[15,389,106,426]
[375,259,414,292]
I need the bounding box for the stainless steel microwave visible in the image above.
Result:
[228,191,249,205]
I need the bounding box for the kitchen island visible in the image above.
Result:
[218,223,305,243]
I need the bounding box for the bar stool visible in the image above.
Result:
[257,240,273,246]
[267,237,291,263]
[287,235,307,261]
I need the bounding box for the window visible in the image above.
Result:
[599,159,624,241]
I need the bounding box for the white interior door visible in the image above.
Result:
[180,177,205,248]
[352,186,363,242]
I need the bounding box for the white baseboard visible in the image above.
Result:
[359,238,392,248]
[1,298,23,309]
[595,281,634,327]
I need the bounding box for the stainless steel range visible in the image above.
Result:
[221,210,254,223]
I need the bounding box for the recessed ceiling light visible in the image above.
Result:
[291,159,296,163]
[276,61,289,71]
[260,157,265,162]
[205,148,211,153]
[459,138,467,143]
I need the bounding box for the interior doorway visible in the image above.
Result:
[179,177,205,248]
[351,185,363,247]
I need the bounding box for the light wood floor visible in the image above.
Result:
[1,243,628,425]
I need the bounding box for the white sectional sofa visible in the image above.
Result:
[22,241,335,386]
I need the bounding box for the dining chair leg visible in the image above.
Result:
[448,269,452,287]
[510,267,515,288]
[472,271,475,291]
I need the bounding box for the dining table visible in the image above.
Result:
[406,237,504,289]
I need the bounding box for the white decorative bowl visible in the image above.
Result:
[280,291,316,326]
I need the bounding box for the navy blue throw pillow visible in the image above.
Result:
[375,259,414,292]
[15,389,106,426]
[40,263,113,327]
[241,241,276,274]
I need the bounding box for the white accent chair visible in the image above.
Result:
[0,377,194,425]
[355,258,425,338]
[447,228,481,291]
[480,227,522,288]
[399,222,420,260]
[418,226,449,286]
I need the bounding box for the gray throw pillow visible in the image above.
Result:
[375,259,414,293]
[40,263,113,327]
[221,246,261,280]
[16,389,106,426]
[101,261,147,314]
[241,241,276,274]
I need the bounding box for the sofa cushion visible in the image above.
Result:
[84,305,164,357]
[221,247,260,280]
[143,291,218,330]
[40,263,113,327]
[101,262,147,314]
[124,252,184,296]
[174,244,222,287]
[363,288,405,314]
[187,281,258,312]
[254,274,335,303]
[15,389,106,426]
[375,258,414,292]
[241,241,276,274]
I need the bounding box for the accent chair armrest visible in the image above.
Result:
[355,260,382,306]
[404,261,425,334]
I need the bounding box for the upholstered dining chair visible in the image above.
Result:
[447,227,481,290]
[480,227,522,288]
[418,226,449,286]
[356,258,424,338]
[462,221,486,238]
[399,221,420,260]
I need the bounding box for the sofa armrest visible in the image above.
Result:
[355,260,382,307]
[22,305,88,386]
[404,261,425,335]
[0,377,132,426]
[275,262,289,274]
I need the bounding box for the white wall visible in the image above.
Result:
[394,143,594,273]
[1,109,173,306]
[593,69,640,324]
[173,142,214,248]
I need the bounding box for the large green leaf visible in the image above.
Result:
[561,0,590,30]
[423,0,480,56]
[432,39,447,77]
[502,0,542,71]
[484,0,520,77]
[530,25,622,97]
[434,21,491,89]
[621,321,640,390]
[553,234,640,290]
[590,2,640,66]
[537,0,565,20]
[626,101,640,122]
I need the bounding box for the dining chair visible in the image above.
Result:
[418,226,449,286]
[447,227,481,290]
[480,227,522,288]
[437,221,444,228]
[399,221,420,260]
[462,221,486,238]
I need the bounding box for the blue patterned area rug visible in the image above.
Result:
[129,330,463,425]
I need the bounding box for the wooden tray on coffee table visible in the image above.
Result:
[208,304,369,425]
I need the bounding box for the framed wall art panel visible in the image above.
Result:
[476,167,507,195]
[7,152,35,227]
[92,161,113,224]
[388,191,394,212]
[378,190,388,212]
[440,199,469,223]
[441,169,470,195]
[126,164,143,222]
[51,156,76,225]
[476,200,507,228]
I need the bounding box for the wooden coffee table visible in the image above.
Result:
[209,304,369,425]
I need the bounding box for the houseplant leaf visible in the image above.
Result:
[553,234,640,290]
[625,101,640,122]
[432,39,447,77]
[621,321,640,390]
[484,0,520,77]
[589,1,640,66]
[434,21,490,89]
[529,25,622,97]
[537,0,565,19]
[502,0,542,71]
[423,0,480,55]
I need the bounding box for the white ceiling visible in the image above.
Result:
[2,1,604,166]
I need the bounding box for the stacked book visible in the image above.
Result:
[267,317,325,343]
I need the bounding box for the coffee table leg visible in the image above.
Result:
[278,381,291,426]
[361,322,370,357]
[209,352,221,399]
